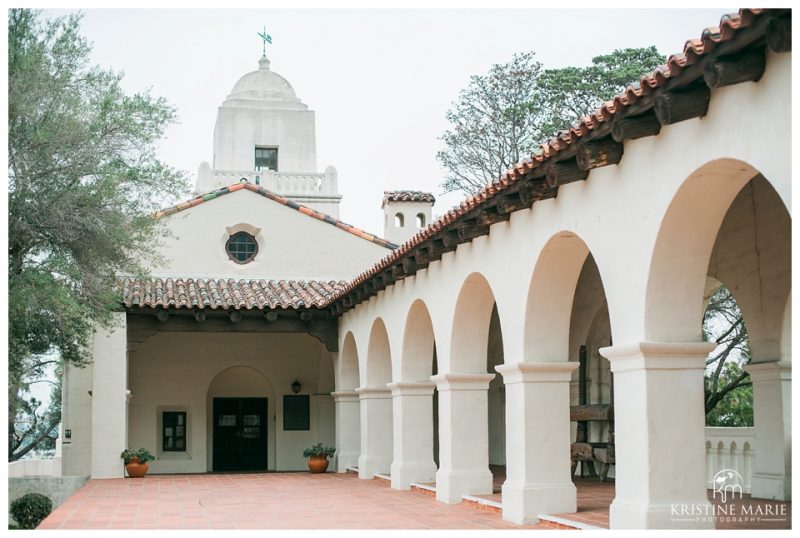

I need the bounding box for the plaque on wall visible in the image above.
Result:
[283,395,310,431]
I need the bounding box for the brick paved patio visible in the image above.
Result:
[37,470,791,530]
[37,472,543,530]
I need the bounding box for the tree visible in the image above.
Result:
[437,47,665,195]
[703,285,753,427]
[8,9,188,460]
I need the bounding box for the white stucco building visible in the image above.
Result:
[61,8,791,530]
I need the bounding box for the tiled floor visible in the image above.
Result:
[38,470,792,530]
[37,472,545,530]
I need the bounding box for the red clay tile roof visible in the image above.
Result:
[122,277,345,310]
[382,191,436,207]
[155,182,399,250]
[329,8,787,307]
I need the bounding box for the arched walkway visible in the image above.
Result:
[333,332,361,472]
[602,160,792,528]
[389,299,439,489]
[357,318,393,478]
[497,232,608,524]
[434,273,500,503]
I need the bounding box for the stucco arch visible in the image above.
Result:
[339,331,360,391]
[364,317,393,387]
[645,159,790,344]
[449,272,500,373]
[400,299,437,382]
[524,231,601,363]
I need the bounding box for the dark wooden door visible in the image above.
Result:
[213,397,267,471]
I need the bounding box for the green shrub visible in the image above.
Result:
[10,492,53,529]
[302,443,336,458]
[120,447,155,464]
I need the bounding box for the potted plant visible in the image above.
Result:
[302,443,335,473]
[120,448,155,478]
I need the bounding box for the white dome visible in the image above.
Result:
[224,57,305,109]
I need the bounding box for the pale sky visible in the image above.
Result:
[44,7,736,237]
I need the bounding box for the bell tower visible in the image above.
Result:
[382,191,436,246]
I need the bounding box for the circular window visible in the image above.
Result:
[225,231,258,264]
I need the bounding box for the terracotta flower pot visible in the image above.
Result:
[307,455,329,474]
[125,457,149,478]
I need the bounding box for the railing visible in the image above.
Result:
[8,457,62,477]
[705,427,755,493]
[198,166,339,197]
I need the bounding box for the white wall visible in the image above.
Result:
[213,106,317,173]
[151,189,390,280]
[127,331,335,473]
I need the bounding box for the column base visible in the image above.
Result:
[435,468,493,504]
[391,461,437,490]
[501,481,576,525]
[358,455,391,479]
[335,451,359,473]
[751,473,792,501]
[610,498,715,529]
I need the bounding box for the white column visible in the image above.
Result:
[356,386,392,479]
[432,373,495,503]
[496,362,579,525]
[388,382,437,490]
[600,342,714,529]
[90,313,128,478]
[745,361,791,501]
[332,390,360,473]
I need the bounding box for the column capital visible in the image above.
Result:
[431,373,494,391]
[745,360,791,382]
[355,386,392,399]
[495,361,578,384]
[387,381,435,396]
[600,341,714,373]
[331,390,359,402]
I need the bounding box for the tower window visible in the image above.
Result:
[416,213,426,228]
[394,213,404,227]
[226,231,258,264]
[255,147,278,171]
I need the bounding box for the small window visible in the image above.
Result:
[394,212,404,228]
[163,411,187,452]
[255,147,278,171]
[226,231,258,264]
[416,213,426,228]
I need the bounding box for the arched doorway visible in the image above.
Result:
[206,365,277,472]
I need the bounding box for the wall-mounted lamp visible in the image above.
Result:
[291,379,302,394]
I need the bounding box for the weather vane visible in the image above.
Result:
[257,27,272,58]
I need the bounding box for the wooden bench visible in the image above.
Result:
[570,404,615,481]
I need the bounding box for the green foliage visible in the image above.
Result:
[303,443,336,458]
[120,447,155,464]
[538,47,666,135]
[703,285,753,426]
[10,493,53,529]
[8,9,189,461]
[437,47,665,195]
